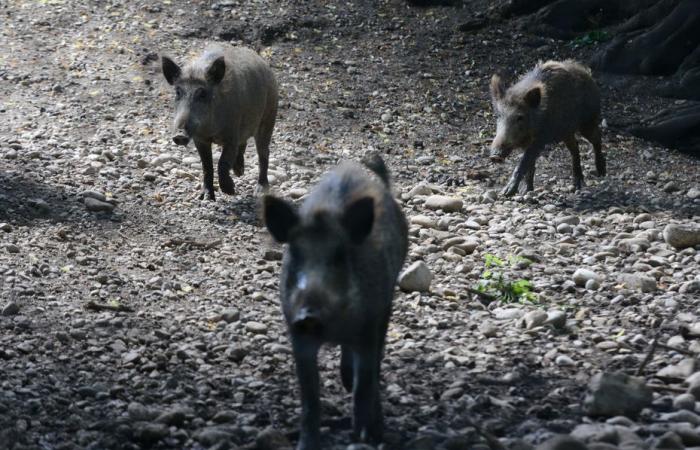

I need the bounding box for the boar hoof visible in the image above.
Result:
[199,189,216,201]
[501,182,518,197]
[219,175,236,195]
[255,183,270,195]
[573,178,585,191]
[518,183,532,195]
[296,437,320,450]
[596,160,606,177]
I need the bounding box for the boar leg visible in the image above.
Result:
[340,345,354,392]
[292,336,321,450]
[352,344,382,443]
[233,143,246,177]
[218,144,237,196]
[519,166,536,194]
[501,148,539,196]
[581,124,606,176]
[195,140,216,200]
[564,136,584,191]
[254,116,275,190]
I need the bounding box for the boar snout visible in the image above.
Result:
[489,146,510,163]
[292,307,323,335]
[172,134,191,146]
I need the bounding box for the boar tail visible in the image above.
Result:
[362,152,391,187]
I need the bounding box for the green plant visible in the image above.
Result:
[474,253,538,304]
[569,30,610,47]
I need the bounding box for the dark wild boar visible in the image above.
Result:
[161,44,278,200]
[263,155,408,450]
[489,60,605,196]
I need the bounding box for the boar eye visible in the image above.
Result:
[194,88,209,101]
[174,87,183,100]
[516,115,524,122]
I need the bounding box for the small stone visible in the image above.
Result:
[535,435,588,450]
[554,215,580,226]
[585,279,600,290]
[133,422,169,444]
[545,310,567,329]
[155,407,189,427]
[84,197,115,213]
[398,261,433,292]
[406,183,433,198]
[193,426,233,446]
[663,181,681,193]
[680,280,700,294]
[212,410,237,423]
[0,223,11,232]
[4,244,20,254]
[411,215,439,229]
[573,268,600,287]
[405,435,436,450]
[221,309,240,323]
[555,355,575,367]
[663,224,700,250]
[653,432,684,450]
[493,307,525,320]
[658,359,696,380]
[522,310,548,330]
[618,273,657,293]
[583,371,653,418]
[479,321,498,338]
[424,195,463,213]
[263,249,283,261]
[556,223,573,234]
[256,427,292,450]
[2,302,20,316]
[245,321,268,334]
[673,393,696,411]
[659,410,700,425]
[687,187,700,200]
[150,153,180,167]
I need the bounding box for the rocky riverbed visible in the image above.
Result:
[1,1,699,449]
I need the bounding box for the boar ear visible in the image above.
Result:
[161,56,181,85]
[490,74,505,100]
[207,56,226,85]
[342,197,375,244]
[524,86,542,108]
[263,195,299,243]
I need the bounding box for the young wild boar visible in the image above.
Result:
[263,155,408,450]
[161,44,278,200]
[489,60,605,196]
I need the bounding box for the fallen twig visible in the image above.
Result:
[163,238,222,249]
[647,383,687,393]
[465,287,498,303]
[656,342,696,357]
[84,301,134,313]
[637,326,663,376]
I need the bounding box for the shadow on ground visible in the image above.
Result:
[0,169,111,225]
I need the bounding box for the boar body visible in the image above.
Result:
[162,44,277,200]
[263,156,408,450]
[490,60,605,196]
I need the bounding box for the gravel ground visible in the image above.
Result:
[1,1,699,450]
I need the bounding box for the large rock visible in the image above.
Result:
[618,273,657,293]
[424,195,463,213]
[663,224,700,250]
[583,372,653,418]
[398,261,433,292]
